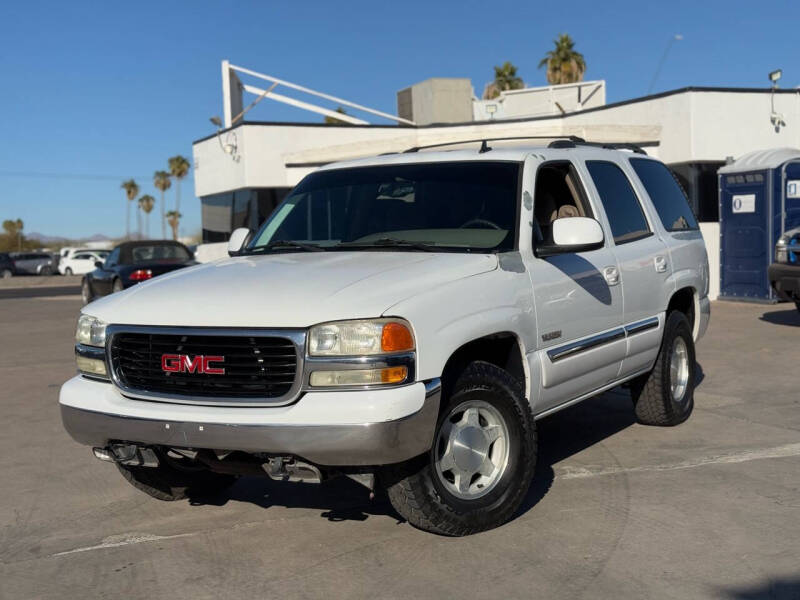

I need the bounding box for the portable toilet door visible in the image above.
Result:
[718,148,800,302]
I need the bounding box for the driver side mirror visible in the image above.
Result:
[537,217,604,257]
[228,227,251,257]
[95,261,104,269]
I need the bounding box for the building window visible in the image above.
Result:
[201,187,291,243]
[668,161,725,222]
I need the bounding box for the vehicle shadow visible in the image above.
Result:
[190,387,642,529]
[719,576,800,599]
[511,387,637,521]
[759,308,800,327]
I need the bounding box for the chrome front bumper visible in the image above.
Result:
[61,379,441,466]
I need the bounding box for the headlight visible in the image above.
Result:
[308,318,414,356]
[76,314,107,347]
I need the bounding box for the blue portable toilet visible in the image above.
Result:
[717,148,800,301]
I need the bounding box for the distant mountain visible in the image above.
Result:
[27,232,115,244]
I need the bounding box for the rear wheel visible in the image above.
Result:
[386,361,536,536]
[630,310,695,426]
[81,279,94,305]
[112,278,124,293]
[117,451,237,501]
[39,266,53,276]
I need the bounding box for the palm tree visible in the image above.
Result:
[166,210,182,241]
[153,171,171,239]
[167,155,190,214]
[138,195,155,238]
[120,179,139,240]
[538,34,586,85]
[2,219,23,251]
[483,62,524,99]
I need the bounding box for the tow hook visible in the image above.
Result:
[92,444,160,467]
[262,457,322,483]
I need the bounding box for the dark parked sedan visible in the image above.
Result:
[0,253,15,278]
[82,240,195,304]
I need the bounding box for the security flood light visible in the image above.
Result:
[210,115,223,128]
[769,69,782,87]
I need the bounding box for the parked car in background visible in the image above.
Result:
[0,253,15,278]
[58,248,92,274]
[768,226,800,313]
[9,252,57,275]
[81,240,195,304]
[60,251,109,276]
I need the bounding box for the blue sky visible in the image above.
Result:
[1,0,798,240]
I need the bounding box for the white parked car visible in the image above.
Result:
[60,139,710,535]
[59,251,108,276]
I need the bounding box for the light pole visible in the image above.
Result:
[648,34,683,94]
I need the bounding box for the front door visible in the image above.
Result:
[527,159,625,412]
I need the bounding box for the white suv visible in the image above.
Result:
[61,139,710,535]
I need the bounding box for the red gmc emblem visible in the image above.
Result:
[161,354,226,375]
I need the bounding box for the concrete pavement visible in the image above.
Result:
[1,297,798,599]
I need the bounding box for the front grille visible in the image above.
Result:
[110,331,298,400]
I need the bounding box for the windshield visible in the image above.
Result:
[247,161,520,253]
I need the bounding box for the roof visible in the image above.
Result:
[718,147,800,173]
[194,86,800,144]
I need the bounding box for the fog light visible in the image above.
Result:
[309,366,408,387]
[76,355,107,377]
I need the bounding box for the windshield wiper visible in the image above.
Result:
[335,237,436,252]
[246,240,326,253]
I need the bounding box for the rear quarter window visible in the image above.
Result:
[630,158,699,231]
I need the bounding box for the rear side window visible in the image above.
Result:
[630,158,698,231]
[585,161,651,244]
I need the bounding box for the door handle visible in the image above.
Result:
[654,255,668,273]
[603,266,620,286]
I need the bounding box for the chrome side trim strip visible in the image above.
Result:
[624,316,659,336]
[546,328,625,362]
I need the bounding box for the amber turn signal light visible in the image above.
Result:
[381,322,414,353]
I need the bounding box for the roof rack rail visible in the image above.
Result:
[403,135,586,153]
[547,139,648,155]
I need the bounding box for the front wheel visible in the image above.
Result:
[630,310,695,426]
[0,269,11,279]
[65,267,73,276]
[386,361,536,536]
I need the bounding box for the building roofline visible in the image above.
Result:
[193,86,800,145]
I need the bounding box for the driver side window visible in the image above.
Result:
[105,248,120,268]
[533,161,593,246]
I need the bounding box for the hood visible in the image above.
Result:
[86,251,498,327]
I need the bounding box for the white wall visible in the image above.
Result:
[699,222,720,300]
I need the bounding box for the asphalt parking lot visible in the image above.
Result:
[1,295,798,599]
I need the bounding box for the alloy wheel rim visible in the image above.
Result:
[670,337,690,401]
[433,399,510,500]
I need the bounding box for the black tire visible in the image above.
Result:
[65,267,73,276]
[81,279,94,305]
[112,278,124,293]
[385,361,537,536]
[40,266,53,276]
[117,452,237,501]
[0,268,11,279]
[630,311,695,426]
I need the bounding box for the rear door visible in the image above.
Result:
[583,159,671,378]
[527,159,625,412]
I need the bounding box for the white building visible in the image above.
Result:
[192,62,800,297]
